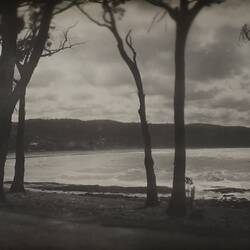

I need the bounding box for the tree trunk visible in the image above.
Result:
[80,3,159,206]
[0,117,12,201]
[138,94,159,207]
[0,2,18,202]
[10,93,26,193]
[167,20,188,216]
[109,27,159,206]
[118,47,159,206]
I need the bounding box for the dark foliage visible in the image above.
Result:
[8,119,250,151]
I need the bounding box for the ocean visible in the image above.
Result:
[5,148,250,199]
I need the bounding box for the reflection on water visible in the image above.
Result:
[5,148,250,198]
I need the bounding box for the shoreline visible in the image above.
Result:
[1,186,250,249]
[0,185,250,250]
[2,186,250,225]
[6,147,250,165]
[4,181,250,201]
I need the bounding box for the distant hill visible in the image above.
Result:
[8,119,250,151]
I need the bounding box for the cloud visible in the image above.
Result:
[29,68,61,89]
[212,93,250,112]
[187,85,220,101]
[20,0,250,127]
[186,25,248,82]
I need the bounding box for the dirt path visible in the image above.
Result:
[1,190,250,249]
[0,210,140,250]
[1,210,250,250]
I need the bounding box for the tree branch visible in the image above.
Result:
[181,0,189,11]
[41,24,86,57]
[77,0,135,68]
[145,0,177,21]
[41,41,86,57]
[76,3,110,28]
[190,0,224,19]
[147,10,167,32]
[11,1,56,112]
[15,61,24,76]
[53,0,84,15]
[125,30,137,64]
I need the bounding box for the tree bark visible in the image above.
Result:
[167,19,188,216]
[78,1,159,206]
[0,1,64,201]
[0,117,12,201]
[10,92,26,193]
[138,98,159,206]
[115,30,158,206]
[118,45,159,206]
[7,1,56,194]
[10,1,56,113]
[0,2,18,202]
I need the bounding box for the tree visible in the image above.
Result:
[0,0,75,201]
[0,0,84,199]
[10,92,26,193]
[9,3,84,193]
[146,0,223,216]
[77,0,159,206]
[0,1,19,201]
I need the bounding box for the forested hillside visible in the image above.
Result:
[8,119,250,151]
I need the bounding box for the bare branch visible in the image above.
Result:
[102,0,117,30]
[125,30,137,63]
[147,10,167,32]
[77,0,135,68]
[41,22,85,57]
[102,8,111,24]
[41,41,86,57]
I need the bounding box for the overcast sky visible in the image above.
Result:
[22,0,250,126]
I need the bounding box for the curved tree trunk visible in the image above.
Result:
[10,92,26,193]
[168,20,188,216]
[117,41,159,207]
[0,117,12,201]
[0,0,63,201]
[75,1,159,206]
[138,98,158,206]
[0,2,18,202]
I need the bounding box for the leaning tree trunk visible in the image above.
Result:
[10,93,26,193]
[78,1,159,206]
[124,62,159,207]
[168,20,188,216]
[0,116,12,201]
[138,96,159,206]
[116,39,159,206]
[0,2,18,202]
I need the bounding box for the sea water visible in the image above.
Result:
[4,148,250,199]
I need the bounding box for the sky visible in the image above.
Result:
[22,0,250,126]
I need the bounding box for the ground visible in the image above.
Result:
[0,184,250,250]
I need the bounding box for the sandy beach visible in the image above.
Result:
[0,183,250,250]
